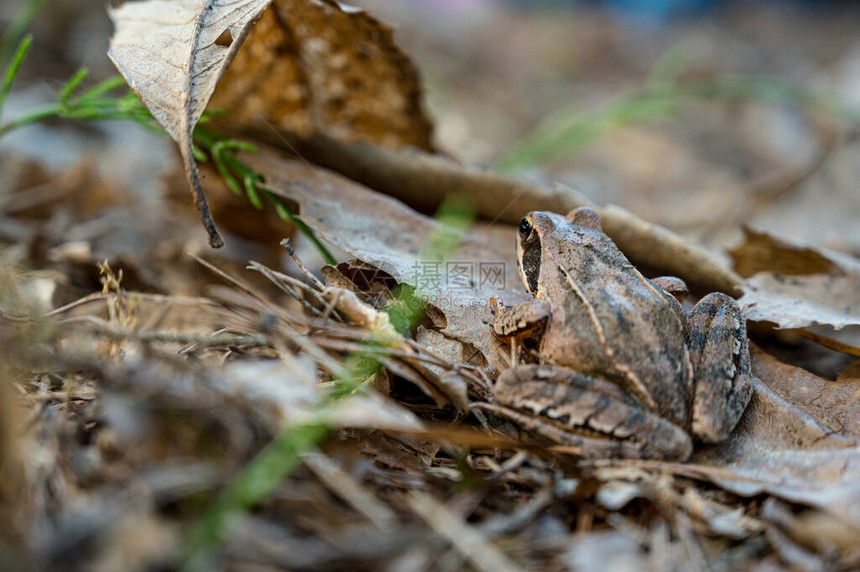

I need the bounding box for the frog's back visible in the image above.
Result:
[538,223,693,427]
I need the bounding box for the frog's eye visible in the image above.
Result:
[519,217,533,237]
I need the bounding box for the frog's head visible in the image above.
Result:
[516,207,603,295]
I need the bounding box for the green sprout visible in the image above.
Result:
[0,36,334,261]
[498,51,860,174]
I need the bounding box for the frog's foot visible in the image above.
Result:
[490,297,550,338]
[486,365,693,461]
[687,292,755,443]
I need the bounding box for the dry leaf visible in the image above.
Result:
[212,355,426,433]
[762,497,860,562]
[414,328,473,411]
[688,450,860,532]
[277,135,744,296]
[211,0,433,150]
[733,228,860,329]
[741,272,860,329]
[731,227,835,278]
[244,146,527,363]
[750,347,860,439]
[677,348,860,529]
[694,377,853,467]
[109,0,273,247]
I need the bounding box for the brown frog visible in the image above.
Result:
[482,207,754,461]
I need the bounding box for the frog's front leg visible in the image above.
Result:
[490,296,550,338]
[687,293,755,443]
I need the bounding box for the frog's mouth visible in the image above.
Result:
[521,239,541,295]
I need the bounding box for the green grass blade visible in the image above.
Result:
[268,192,294,222]
[213,150,243,195]
[58,67,88,106]
[183,423,331,571]
[191,144,208,163]
[679,75,860,121]
[498,72,860,174]
[0,34,32,122]
[0,102,56,138]
[498,91,678,173]
[244,174,263,209]
[77,74,128,100]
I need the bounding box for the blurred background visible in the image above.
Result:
[359,0,860,257]
[1,0,859,284]
[2,2,860,569]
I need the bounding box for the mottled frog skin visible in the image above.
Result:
[487,208,754,461]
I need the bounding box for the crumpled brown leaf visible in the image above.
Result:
[210,0,433,151]
[749,347,860,439]
[733,227,860,330]
[692,348,857,465]
[679,348,860,530]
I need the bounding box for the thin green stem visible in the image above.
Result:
[58,67,89,106]
[0,34,32,122]
[0,102,59,138]
[77,74,129,100]
[499,72,860,174]
[193,127,337,265]
[183,422,331,571]
[0,47,336,262]
[0,71,157,138]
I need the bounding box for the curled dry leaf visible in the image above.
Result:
[320,286,399,339]
[750,347,860,439]
[277,133,582,223]
[109,0,431,246]
[210,0,433,150]
[108,0,274,247]
[414,328,473,411]
[733,227,860,330]
[693,377,853,467]
[731,227,836,278]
